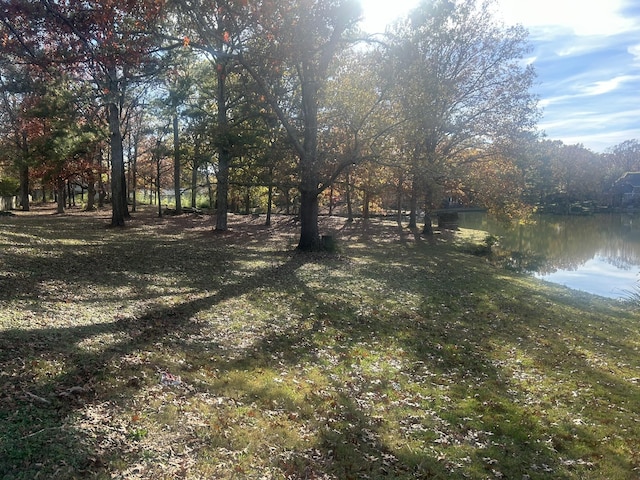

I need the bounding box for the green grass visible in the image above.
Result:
[0,205,638,479]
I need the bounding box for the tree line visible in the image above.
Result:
[0,0,637,249]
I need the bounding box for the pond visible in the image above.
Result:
[457,212,640,299]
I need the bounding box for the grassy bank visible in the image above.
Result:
[1,206,638,479]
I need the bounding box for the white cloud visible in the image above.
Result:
[496,0,634,36]
[580,75,636,95]
[540,109,640,151]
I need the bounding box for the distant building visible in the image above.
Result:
[612,172,640,207]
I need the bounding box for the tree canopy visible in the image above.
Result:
[1,0,637,246]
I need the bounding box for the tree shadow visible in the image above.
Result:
[0,247,313,477]
[1,212,638,478]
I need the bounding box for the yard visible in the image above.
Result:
[0,206,638,479]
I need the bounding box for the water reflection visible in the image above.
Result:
[458,212,640,299]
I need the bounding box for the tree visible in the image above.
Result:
[234,0,363,249]
[26,76,100,213]
[386,0,539,229]
[1,0,169,225]
[156,53,195,215]
[607,140,640,182]
[0,61,44,211]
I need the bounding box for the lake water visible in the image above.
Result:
[457,212,640,299]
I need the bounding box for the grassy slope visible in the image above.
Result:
[0,206,638,479]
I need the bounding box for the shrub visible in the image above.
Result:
[0,178,19,197]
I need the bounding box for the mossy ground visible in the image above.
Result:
[0,205,638,479]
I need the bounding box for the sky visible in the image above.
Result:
[359,0,640,153]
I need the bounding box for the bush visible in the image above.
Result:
[0,178,19,197]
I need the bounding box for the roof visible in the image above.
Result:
[615,172,640,186]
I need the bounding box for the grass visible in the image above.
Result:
[0,205,639,479]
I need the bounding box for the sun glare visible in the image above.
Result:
[359,0,420,33]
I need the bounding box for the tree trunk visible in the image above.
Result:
[86,167,96,211]
[98,149,105,208]
[157,155,162,218]
[408,178,418,229]
[297,188,321,251]
[122,162,129,218]
[19,130,29,211]
[266,166,274,226]
[191,150,198,208]
[284,189,291,215]
[328,183,334,216]
[19,163,29,212]
[173,112,182,214]
[396,172,404,224]
[363,190,370,219]
[191,167,197,207]
[131,130,138,213]
[295,68,323,251]
[127,129,132,209]
[56,177,65,214]
[422,214,433,235]
[244,187,250,215]
[206,170,214,209]
[108,97,126,226]
[422,193,433,234]
[345,170,354,223]
[215,150,230,229]
[215,58,230,231]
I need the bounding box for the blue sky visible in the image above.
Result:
[360,0,640,153]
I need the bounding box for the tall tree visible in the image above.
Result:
[386,0,539,228]
[1,0,168,225]
[0,62,36,211]
[172,1,263,230]
[27,76,100,213]
[238,0,362,249]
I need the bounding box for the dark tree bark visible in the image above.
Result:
[86,167,96,211]
[173,112,182,214]
[190,145,199,208]
[362,190,370,219]
[298,189,320,251]
[156,154,162,218]
[56,177,65,214]
[19,163,29,211]
[131,137,138,213]
[328,183,334,216]
[408,178,418,230]
[345,170,354,223]
[215,61,230,231]
[19,130,29,211]
[108,97,126,226]
[266,166,274,226]
[206,170,214,209]
[396,171,404,224]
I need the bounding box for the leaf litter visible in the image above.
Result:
[0,206,638,479]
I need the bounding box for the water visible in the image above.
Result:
[457,212,640,299]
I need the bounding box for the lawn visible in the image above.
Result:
[0,206,638,479]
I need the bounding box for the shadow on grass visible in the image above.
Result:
[1,211,638,478]
[0,246,315,477]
